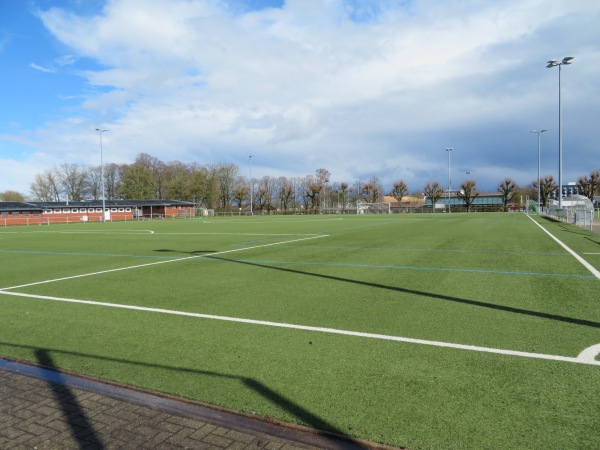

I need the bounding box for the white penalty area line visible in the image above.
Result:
[0,234,328,291]
[527,215,600,280]
[1,290,599,367]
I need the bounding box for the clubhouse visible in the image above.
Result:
[0,200,196,226]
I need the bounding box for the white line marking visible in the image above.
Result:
[0,234,328,291]
[527,215,600,280]
[1,290,598,367]
[577,343,600,363]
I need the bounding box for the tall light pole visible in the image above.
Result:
[531,129,547,214]
[249,155,253,216]
[546,56,574,209]
[446,147,453,213]
[95,128,109,222]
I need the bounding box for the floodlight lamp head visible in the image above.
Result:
[546,60,558,68]
[562,56,574,64]
[541,129,547,133]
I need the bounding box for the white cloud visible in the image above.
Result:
[6,0,599,196]
[29,62,56,73]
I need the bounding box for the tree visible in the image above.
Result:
[232,177,249,209]
[423,181,443,212]
[257,176,277,210]
[134,153,164,199]
[120,165,156,199]
[315,168,330,210]
[539,175,558,207]
[217,163,240,209]
[498,178,518,211]
[340,182,348,210]
[30,169,62,201]
[390,180,408,205]
[56,163,88,201]
[578,170,600,201]
[361,176,383,203]
[301,175,321,213]
[0,190,26,201]
[457,180,479,212]
[162,161,192,200]
[277,177,295,211]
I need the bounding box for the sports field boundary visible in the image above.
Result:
[527,214,600,279]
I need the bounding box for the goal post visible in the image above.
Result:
[356,202,391,214]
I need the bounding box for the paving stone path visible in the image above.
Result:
[0,361,381,450]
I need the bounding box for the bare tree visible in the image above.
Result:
[105,163,123,200]
[423,181,444,212]
[538,175,558,207]
[340,182,349,211]
[361,177,383,203]
[457,180,479,212]
[390,180,408,206]
[498,178,519,211]
[278,177,295,211]
[57,163,89,201]
[578,170,600,201]
[232,176,249,209]
[30,170,62,201]
[257,176,277,210]
[218,163,240,209]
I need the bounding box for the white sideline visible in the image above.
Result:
[1,290,598,366]
[527,215,600,280]
[0,234,328,291]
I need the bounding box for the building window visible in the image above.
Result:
[12,212,20,217]
[63,208,70,213]
[23,212,30,217]
[44,209,52,214]
[1,212,8,217]
[96,208,102,212]
[54,209,62,213]
[126,208,131,212]
[118,208,124,212]
[111,208,117,212]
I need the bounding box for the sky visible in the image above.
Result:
[1,0,599,197]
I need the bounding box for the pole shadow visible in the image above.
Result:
[0,344,366,449]
[205,256,600,330]
[34,349,105,450]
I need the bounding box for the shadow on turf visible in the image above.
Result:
[4,344,354,448]
[34,349,106,449]
[206,256,600,330]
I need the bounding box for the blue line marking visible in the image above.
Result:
[216,258,595,278]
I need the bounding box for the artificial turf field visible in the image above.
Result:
[0,212,598,449]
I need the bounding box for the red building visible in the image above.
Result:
[0,200,196,226]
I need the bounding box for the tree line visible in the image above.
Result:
[1,152,598,212]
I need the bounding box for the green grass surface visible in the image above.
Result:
[1,213,599,449]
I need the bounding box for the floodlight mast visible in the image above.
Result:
[95,128,109,222]
[249,155,253,216]
[446,148,453,213]
[546,56,574,209]
[531,129,547,214]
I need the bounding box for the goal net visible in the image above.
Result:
[356,202,391,214]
